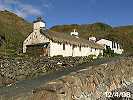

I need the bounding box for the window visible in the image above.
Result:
[79,46,81,51]
[117,43,119,49]
[72,45,75,50]
[63,44,65,50]
[114,42,116,48]
[112,41,114,48]
[90,48,92,52]
[112,41,116,48]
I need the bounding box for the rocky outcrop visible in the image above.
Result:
[2,57,132,100]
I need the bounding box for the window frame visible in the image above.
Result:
[79,46,81,51]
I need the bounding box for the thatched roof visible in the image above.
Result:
[40,30,104,49]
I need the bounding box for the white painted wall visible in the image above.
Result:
[49,42,103,57]
[72,46,80,57]
[23,19,48,53]
[89,37,96,42]
[23,30,50,53]
[96,39,123,54]
[70,29,79,36]
[33,22,46,30]
[50,42,73,57]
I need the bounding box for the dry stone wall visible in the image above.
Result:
[0,56,92,87]
[0,56,133,100]
[28,57,133,100]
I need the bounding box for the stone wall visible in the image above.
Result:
[0,56,92,87]
[0,56,133,100]
[28,57,133,100]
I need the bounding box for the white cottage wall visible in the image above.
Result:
[49,42,73,57]
[72,46,81,57]
[23,32,34,53]
[33,22,46,30]
[63,44,73,57]
[23,30,50,53]
[97,39,123,54]
[80,47,91,56]
[72,46,102,57]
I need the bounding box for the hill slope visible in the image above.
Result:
[0,10,32,55]
[51,23,112,38]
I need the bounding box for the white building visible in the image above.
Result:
[96,39,123,54]
[23,17,104,57]
[89,37,97,42]
[70,29,79,38]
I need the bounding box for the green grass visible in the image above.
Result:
[0,10,32,55]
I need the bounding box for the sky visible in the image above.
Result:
[0,0,133,28]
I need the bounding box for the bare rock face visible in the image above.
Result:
[25,57,133,100]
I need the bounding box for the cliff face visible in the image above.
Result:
[3,57,132,100]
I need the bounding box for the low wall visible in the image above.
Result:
[0,57,133,100]
[29,57,133,100]
[0,56,92,87]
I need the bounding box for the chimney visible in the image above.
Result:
[33,17,46,31]
[89,37,96,42]
[70,29,79,38]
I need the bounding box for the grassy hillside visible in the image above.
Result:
[114,25,133,34]
[0,10,32,55]
[51,23,133,53]
[51,23,112,38]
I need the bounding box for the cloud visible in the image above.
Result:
[15,3,42,18]
[0,0,43,18]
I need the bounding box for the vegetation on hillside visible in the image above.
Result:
[51,23,112,38]
[0,10,32,55]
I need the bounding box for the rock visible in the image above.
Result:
[16,75,26,80]
[25,57,133,100]
[0,74,3,87]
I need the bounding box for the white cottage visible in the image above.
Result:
[96,39,123,54]
[23,17,104,57]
